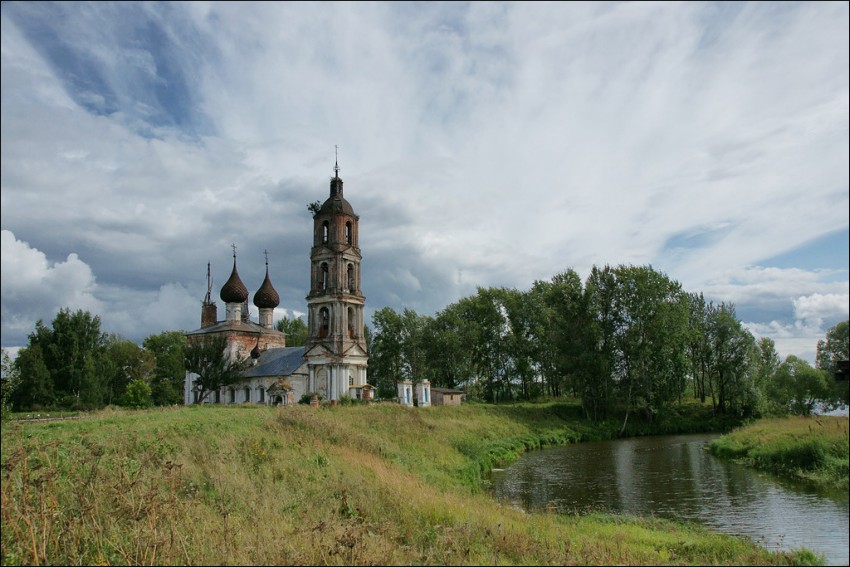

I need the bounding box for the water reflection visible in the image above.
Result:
[490,434,849,566]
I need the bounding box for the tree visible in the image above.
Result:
[184,335,250,404]
[10,344,54,410]
[101,335,155,406]
[769,356,833,416]
[750,337,780,415]
[422,308,473,390]
[276,316,308,347]
[816,320,849,376]
[143,331,186,405]
[40,309,106,406]
[1,350,22,418]
[705,303,756,416]
[370,307,403,398]
[120,378,152,408]
[605,265,690,432]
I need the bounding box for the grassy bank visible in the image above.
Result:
[1,402,820,565]
[708,415,849,490]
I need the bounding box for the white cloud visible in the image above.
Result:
[0,230,103,342]
[1,2,848,363]
[793,293,850,328]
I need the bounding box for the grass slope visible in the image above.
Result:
[708,415,849,490]
[1,402,821,565]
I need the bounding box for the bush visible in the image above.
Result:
[299,392,322,405]
[119,379,152,409]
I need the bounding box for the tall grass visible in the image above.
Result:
[709,415,849,490]
[2,402,821,565]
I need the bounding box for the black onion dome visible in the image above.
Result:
[254,268,280,308]
[220,259,249,303]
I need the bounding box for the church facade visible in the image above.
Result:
[183,163,371,405]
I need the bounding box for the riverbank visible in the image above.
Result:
[1,402,821,565]
[708,415,849,491]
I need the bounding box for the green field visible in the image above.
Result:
[1,402,821,565]
[709,415,850,490]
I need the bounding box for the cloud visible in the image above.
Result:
[1,230,103,342]
[793,293,849,328]
[1,2,847,365]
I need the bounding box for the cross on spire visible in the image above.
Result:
[264,249,269,266]
[334,144,340,177]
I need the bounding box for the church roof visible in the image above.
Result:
[243,346,307,378]
[185,319,282,338]
[253,265,280,308]
[220,258,249,303]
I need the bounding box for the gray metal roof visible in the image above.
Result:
[186,320,283,337]
[243,346,306,378]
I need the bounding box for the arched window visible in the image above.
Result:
[345,221,352,244]
[346,264,354,291]
[321,263,328,291]
[258,387,265,404]
[322,221,329,243]
[348,306,356,338]
[319,307,330,338]
[214,390,220,404]
[349,375,354,386]
[244,387,251,403]
[229,389,236,403]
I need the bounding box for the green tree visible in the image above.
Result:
[607,265,690,433]
[184,335,250,404]
[705,303,756,416]
[38,309,106,407]
[769,356,833,415]
[750,336,780,414]
[685,292,713,404]
[584,265,620,418]
[1,350,22,418]
[370,307,406,398]
[10,344,54,410]
[276,316,308,347]
[816,320,849,376]
[101,335,155,406]
[424,305,475,390]
[143,331,186,405]
[119,378,152,408]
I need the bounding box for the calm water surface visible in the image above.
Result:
[490,433,849,565]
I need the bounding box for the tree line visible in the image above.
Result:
[368,264,848,424]
[0,310,309,413]
[1,266,847,419]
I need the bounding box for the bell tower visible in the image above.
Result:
[304,156,368,400]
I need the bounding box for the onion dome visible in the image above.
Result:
[220,254,249,304]
[254,262,280,309]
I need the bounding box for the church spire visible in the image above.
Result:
[330,146,343,197]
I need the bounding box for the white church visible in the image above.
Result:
[183,161,387,406]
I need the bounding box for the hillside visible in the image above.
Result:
[1,402,819,565]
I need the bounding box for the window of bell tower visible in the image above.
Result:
[321,263,329,291]
[348,306,356,338]
[346,263,354,291]
[345,221,352,244]
[319,307,330,338]
[322,221,329,243]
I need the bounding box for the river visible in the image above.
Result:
[489,433,849,565]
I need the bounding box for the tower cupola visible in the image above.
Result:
[254,251,280,329]
[220,245,248,322]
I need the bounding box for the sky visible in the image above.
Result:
[1,1,848,364]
